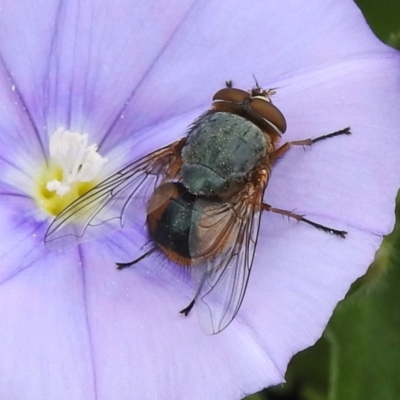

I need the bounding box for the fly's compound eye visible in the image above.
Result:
[250,98,287,134]
[212,88,250,103]
[212,86,287,136]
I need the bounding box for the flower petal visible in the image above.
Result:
[80,238,284,399]
[0,250,96,399]
[0,0,389,156]
[268,54,400,235]
[0,1,399,400]
[0,0,197,150]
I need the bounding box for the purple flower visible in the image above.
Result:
[0,1,399,399]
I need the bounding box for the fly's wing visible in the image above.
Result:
[45,140,184,248]
[188,184,263,334]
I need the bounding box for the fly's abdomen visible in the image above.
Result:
[147,182,195,266]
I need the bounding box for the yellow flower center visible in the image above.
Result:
[36,128,108,216]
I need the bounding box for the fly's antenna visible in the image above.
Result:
[252,74,261,89]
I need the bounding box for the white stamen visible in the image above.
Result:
[46,128,108,196]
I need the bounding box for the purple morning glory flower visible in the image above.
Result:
[0,0,399,399]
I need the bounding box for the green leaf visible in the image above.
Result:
[387,30,400,49]
[326,236,400,400]
[355,0,400,44]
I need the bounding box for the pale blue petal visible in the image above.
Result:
[0,1,398,399]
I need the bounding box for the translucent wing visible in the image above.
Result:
[189,184,264,334]
[45,140,185,248]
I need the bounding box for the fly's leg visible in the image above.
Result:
[267,127,350,236]
[116,246,157,270]
[180,299,196,316]
[179,265,210,317]
[262,203,347,238]
[272,127,351,160]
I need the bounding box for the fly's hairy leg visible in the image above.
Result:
[272,127,351,160]
[266,127,350,236]
[116,247,157,270]
[262,203,347,238]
